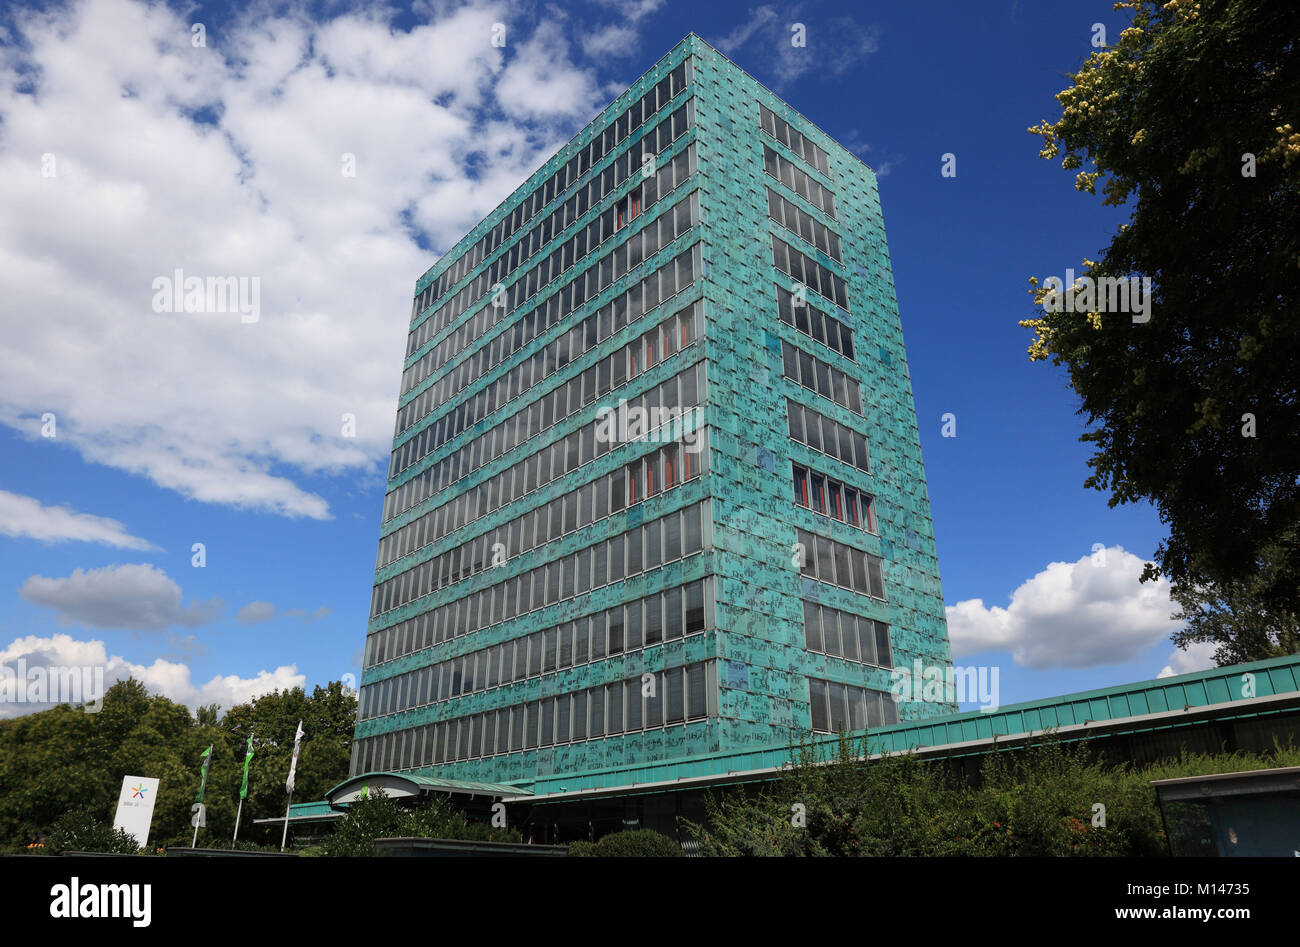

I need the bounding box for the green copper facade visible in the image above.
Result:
[352,35,953,792]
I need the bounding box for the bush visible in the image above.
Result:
[687,732,1300,857]
[323,789,522,856]
[568,829,682,857]
[46,807,139,855]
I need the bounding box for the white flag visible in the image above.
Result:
[285,719,304,794]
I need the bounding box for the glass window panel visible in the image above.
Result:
[809,678,829,732]
[644,593,662,645]
[679,583,705,636]
[665,586,683,640]
[803,600,822,651]
[875,622,892,668]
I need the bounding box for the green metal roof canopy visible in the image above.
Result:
[325,771,533,806]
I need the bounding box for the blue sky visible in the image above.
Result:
[0,0,1200,719]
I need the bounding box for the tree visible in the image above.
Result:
[1019,0,1300,660]
[218,681,357,845]
[0,678,356,850]
[1171,535,1300,665]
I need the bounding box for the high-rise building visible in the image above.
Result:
[351,34,954,796]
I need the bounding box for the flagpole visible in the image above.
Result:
[192,743,212,849]
[280,789,293,852]
[281,720,303,852]
[233,732,253,848]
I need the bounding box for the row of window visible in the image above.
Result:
[796,528,887,600]
[391,209,700,479]
[385,249,700,523]
[763,145,836,219]
[401,144,696,399]
[767,188,841,261]
[781,339,863,415]
[792,463,876,532]
[379,308,702,569]
[387,243,701,502]
[362,577,710,716]
[380,432,708,623]
[381,426,707,603]
[366,554,709,672]
[775,285,854,361]
[372,492,710,643]
[353,660,715,773]
[374,368,706,617]
[809,677,899,733]
[786,399,870,473]
[399,170,696,442]
[803,601,892,668]
[411,60,691,319]
[402,147,695,413]
[408,107,693,365]
[759,104,832,178]
[772,235,849,311]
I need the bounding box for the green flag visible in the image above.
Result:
[240,734,254,800]
[195,744,212,804]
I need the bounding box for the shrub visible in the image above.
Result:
[687,732,1300,857]
[323,789,522,856]
[46,807,139,855]
[569,829,683,857]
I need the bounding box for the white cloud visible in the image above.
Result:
[1158,641,1218,679]
[714,8,880,87]
[0,0,601,520]
[946,546,1181,670]
[19,563,224,630]
[496,19,604,120]
[581,24,639,59]
[716,6,781,54]
[236,600,277,625]
[0,489,154,550]
[0,632,304,718]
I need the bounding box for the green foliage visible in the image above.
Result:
[1171,541,1300,665]
[688,733,1300,856]
[1020,0,1300,658]
[46,806,140,855]
[567,829,683,857]
[0,678,356,850]
[322,789,523,856]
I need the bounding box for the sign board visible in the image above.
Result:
[113,775,159,849]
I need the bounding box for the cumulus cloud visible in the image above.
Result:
[0,489,154,550]
[1158,641,1219,679]
[0,633,303,718]
[0,0,602,520]
[946,546,1181,670]
[19,563,224,630]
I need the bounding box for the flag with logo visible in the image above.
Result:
[285,720,304,794]
[195,744,212,804]
[240,733,254,800]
